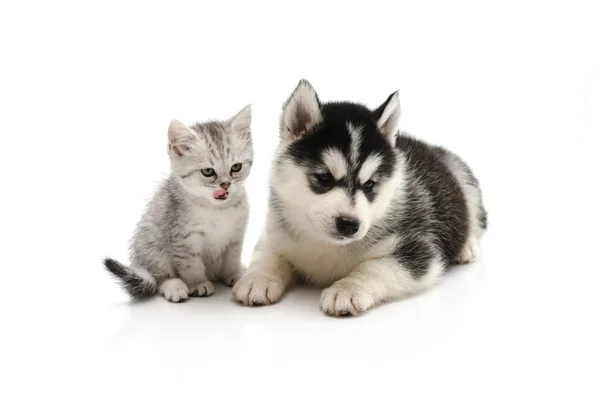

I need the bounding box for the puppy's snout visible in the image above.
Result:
[335,216,360,237]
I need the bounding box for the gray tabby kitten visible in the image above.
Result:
[104,105,253,302]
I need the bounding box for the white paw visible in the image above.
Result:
[190,280,215,297]
[223,269,245,288]
[457,237,479,264]
[159,279,189,303]
[320,280,375,316]
[232,272,285,306]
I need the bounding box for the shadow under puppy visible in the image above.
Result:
[233,80,486,316]
[104,105,253,302]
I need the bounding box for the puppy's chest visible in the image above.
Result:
[179,207,246,255]
[278,238,363,285]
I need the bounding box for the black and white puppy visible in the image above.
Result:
[233,80,487,316]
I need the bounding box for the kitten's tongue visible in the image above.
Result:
[213,189,228,200]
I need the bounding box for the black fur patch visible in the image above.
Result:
[104,258,157,299]
[395,135,470,267]
[392,239,434,279]
[284,102,397,203]
[479,207,488,230]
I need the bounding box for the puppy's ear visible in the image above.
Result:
[227,104,252,139]
[373,91,401,145]
[168,120,196,157]
[280,79,322,141]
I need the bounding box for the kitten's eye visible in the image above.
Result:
[201,168,215,177]
[315,172,334,185]
[231,163,242,173]
[363,180,375,191]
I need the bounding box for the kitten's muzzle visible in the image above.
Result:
[213,181,232,200]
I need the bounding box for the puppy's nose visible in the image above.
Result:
[335,216,360,237]
[220,181,231,190]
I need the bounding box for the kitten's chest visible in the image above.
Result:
[181,205,246,254]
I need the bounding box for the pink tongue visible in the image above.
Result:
[213,189,228,199]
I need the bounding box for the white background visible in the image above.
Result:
[1,0,599,396]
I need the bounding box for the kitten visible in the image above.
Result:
[104,105,253,302]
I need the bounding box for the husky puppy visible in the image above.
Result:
[233,80,486,316]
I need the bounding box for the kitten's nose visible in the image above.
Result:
[220,181,231,190]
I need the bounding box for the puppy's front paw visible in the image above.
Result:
[232,272,285,306]
[320,280,375,316]
[159,279,189,303]
[190,280,215,297]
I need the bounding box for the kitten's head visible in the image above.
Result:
[168,105,253,205]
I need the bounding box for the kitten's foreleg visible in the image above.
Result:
[177,257,215,297]
[158,278,189,303]
[221,242,244,287]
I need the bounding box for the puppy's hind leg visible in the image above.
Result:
[456,235,479,265]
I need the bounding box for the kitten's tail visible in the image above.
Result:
[103,258,157,299]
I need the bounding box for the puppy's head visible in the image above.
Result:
[272,80,401,244]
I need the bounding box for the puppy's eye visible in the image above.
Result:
[363,180,375,191]
[231,163,242,173]
[315,172,334,185]
[201,168,215,177]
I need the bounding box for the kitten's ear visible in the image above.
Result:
[168,119,196,157]
[228,104,252,137]
[280,79,322,141]
[373,91,401,145]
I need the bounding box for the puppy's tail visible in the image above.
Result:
[103,257,157,299]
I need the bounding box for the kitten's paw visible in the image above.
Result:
[159,279,189,303]
[223,269,245,288]
[232,272,285,306]
[190,280,215,297]
[320,280,375,316]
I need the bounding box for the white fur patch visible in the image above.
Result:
[168,119,195,142]
[307,187,354,238]
[232,272,286,305]
[320,278,375,316]
[227,104,252,137]
[365,235,401,258]
[159,278,189,303]
[131,266,156,287]
[322,148,348,179]
[457,236,479,264]
[191,280,215,297]
[376,92,401,143]
[281,80,322,140]
[272,156,356,241]
[347,122,363,166]
[168,120,197,156]
[232,246,294,306]
[358,154,382,184]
